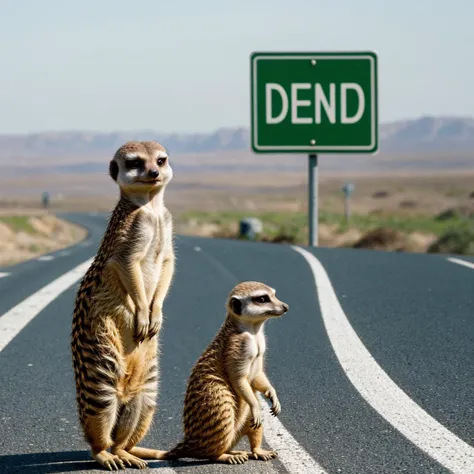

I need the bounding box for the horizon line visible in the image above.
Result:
[1,113,473,137]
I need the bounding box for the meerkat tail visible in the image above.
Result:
[160,441,193,460]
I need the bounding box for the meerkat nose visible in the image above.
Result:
[148,169,159,178]
[282,303,289,313]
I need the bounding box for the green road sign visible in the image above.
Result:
[250,52,378,154]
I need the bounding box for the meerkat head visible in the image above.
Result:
[109,140,173,194]
[226,281,289,322]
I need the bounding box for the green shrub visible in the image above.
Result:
[0,216,36,234]
[428,226,474,255]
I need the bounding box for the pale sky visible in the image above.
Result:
[1,0,473,134]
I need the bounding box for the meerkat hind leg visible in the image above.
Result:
[124,400,168,460]
[84,407,126,471]
[227,434,251,458]
[110,396,149,469]
[247,423,278,461]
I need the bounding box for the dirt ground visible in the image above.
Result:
[2,170,473,216]
[0,170,472,264]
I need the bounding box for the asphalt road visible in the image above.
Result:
[0,212,473,474]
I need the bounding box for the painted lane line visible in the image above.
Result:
[292,245,474,474]
[37,255,55,261]
[0,258,94,353]
[0,272,10,278]
[259,395,328,474]
[448,257,474,270]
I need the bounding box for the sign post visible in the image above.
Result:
[42,191,50,209]
[250,51,378,246]
[308,154,318,246]
[341,182,355,223]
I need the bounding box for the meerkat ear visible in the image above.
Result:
[229,296,242,315]
[109,160,119,181]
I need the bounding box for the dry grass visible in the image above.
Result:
[0,212,87,266]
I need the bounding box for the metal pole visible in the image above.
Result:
[308,154,318,246]
[344,196,350,223]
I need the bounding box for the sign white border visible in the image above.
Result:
[251,54,378,153]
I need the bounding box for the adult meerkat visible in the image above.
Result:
[71,140,175,470]
[161,281,288,465]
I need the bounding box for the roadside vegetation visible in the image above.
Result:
[0,215,37,234]
[1,173,472,259]
[176,208,474,255]
[0,212,87,266]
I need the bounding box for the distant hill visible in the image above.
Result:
[0,127,250,160]
[1,116,474,160]
[380,116,474,152]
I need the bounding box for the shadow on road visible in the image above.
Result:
[0,450,208,473]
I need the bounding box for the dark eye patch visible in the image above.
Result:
[157,157,167,166]
[253,294,270,304]
[125,158,144,169]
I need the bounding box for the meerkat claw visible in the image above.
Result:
[228,454,249,464]
[252,448,278,461]
[147,323,160,339]
[94,452,126,471]
[270,404,281,416]
[251,420,262,430]
[112,449,148,469]
[134,316,149,343]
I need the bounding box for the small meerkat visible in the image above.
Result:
[70,140,175,470]
[161,281,288,465]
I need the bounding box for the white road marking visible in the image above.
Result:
[448,257,474,270]
[292,245,474,474]
[37,255,54,261]
[260,395,328,473]
[0,272,10,278]
[0,258,93,353]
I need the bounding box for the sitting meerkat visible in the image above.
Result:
[71,140,175,471]
[161,281,289,465]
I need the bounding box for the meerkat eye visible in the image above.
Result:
[125,158,143,169]
[157,157,167,166]
[254,295,270,304]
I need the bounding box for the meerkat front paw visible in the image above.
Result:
[250,405,262,429]
[270,399,281,417]
[265,389,281,416]
[148,305,162,339]
[134,308,150,343]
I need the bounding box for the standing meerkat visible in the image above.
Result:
[161,281,289,465]
[71,140,175,471]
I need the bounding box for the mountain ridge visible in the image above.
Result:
[1,116,474,160]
